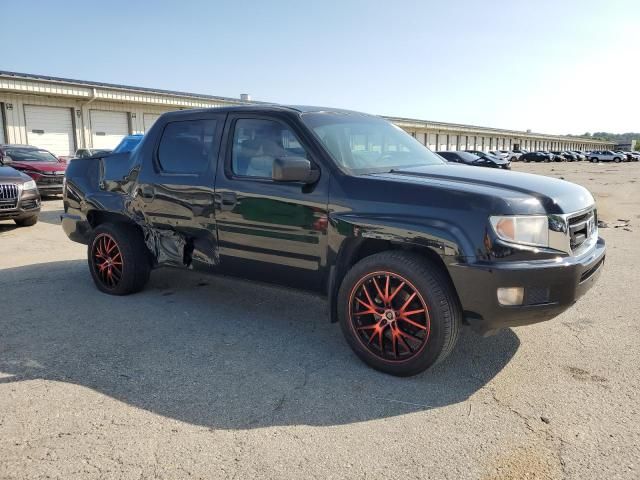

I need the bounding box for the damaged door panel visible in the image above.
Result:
[130,113,226,270]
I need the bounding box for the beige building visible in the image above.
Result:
[0,70,614,157]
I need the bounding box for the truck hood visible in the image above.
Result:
[8,161,67,174]
[0,165,30,182]
[369,164,594,215]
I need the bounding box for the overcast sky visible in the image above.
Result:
[2,0,638,134]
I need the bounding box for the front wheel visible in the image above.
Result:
[591,158,598,163]
[14,215,38,227]
[338,251,461,376]
[88,223,151,295]
[613,157,621,163]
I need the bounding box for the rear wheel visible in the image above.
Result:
[14,215,38,227]
[338,251,461,376]
[88,223,151,295]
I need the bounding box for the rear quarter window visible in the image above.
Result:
[157,119,218,174]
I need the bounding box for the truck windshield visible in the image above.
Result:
[301,112,444,173]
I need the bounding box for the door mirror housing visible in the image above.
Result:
[272,156,319,183]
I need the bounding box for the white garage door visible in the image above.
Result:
[143,113,161,132]
[24,105,75,156]
[90,110,129,149]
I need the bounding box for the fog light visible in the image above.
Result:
[497,287,524,306]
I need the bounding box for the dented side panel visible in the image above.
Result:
[63,110,226,271]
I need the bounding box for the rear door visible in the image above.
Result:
[213,113,330,291]
[133,111,226,271]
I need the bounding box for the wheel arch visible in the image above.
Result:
[327,235,461,324]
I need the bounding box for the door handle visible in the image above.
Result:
[215,192,237,211]
[138,185,154,201]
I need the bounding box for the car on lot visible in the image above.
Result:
[488,150,510,160]
[551,151,578,162]
[589,151,625,163]
[61,105,605,377]
[520,151,552,162]
[570,151,587,161]
[464,150,508,163]
[613,151,635,162]
[0,164,41,226]
[438,150,510,169]
[112,134,144,154]
[538,150,565,162]
[0,144,68,195]
[630,151,640,161]
[74,148,113,159]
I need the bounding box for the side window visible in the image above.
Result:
[157,119,218,174]
[231,118,308,178]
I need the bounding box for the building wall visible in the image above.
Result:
[0,73,615,154]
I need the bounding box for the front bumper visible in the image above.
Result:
[448,237,606,335]
[0,189,41,220]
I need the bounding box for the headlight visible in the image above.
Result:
[22,180,37,190]
[490,215,549,247]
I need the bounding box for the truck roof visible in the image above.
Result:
[160,104,371,117]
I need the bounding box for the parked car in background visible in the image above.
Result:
[569,151,586,161]
[0,164,41,226]
[589,151,624,163]
[551,151,578,162]
[520,151,552,162]
[0,144,68,195]
[463,150,512,168]
[537,151,565,162]
[630,151,640,161]
[614,151,633,162]
[509,149,529,161]
[74,148,113,159]
[489,150,510,160]
[113,134,144,154]
[61,105,605,377]
[437,150,510,169]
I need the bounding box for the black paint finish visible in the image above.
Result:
[61,105,605,334]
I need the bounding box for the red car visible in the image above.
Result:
[0,144,68,195]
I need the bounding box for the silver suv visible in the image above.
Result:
[588,151,625,163]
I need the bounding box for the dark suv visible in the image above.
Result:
[0,164,41,226]
[61,106,605,376]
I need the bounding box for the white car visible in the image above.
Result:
[489,150,510,160]
[588,151,625,163]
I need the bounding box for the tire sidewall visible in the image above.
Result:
[338,254,454,376]
[88,223,147,295]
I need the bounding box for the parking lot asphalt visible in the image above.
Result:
[1,162,639,480]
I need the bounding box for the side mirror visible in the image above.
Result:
[272,156,319,183]
[0,155,11,165]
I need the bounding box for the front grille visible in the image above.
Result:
[37,175,64,185]
[568,209,596,252]
[0,183,18,210]
[0,183,18,199]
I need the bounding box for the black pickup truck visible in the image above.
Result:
[61,105,605,376]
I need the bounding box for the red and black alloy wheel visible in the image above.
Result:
[87,223,151,296]
[338,251,461,376]
[349,271,431,362]
[91,233,123,289]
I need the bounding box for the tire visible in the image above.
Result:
[544,158,550,163]
[88,222,151,295]
[510,157,517,162]
[591,158,598,163]
[14,215,38,227]
[614,157,621,163]
[338,251,461,377]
